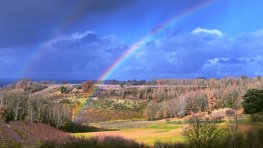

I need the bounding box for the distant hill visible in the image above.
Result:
[0,79,17,87]
[0,78,88,87]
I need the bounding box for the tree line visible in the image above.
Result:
[0,90,71,128]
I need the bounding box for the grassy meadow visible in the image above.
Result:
[73,118,263,146]
[73,120,185,146]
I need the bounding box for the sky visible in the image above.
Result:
[0,0,263,80]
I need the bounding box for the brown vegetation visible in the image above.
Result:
[40,136,147,148]
[0,120,68,147]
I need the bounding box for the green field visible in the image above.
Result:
[73,119,263,146]
[73,120,185,146]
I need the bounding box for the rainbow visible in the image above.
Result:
[20,0,215,121]
[22,0,214,82]
[72,0,215,121]
[97,0,214,82]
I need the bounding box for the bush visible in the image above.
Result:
[40,136,147,148]
[242,89,263,114]
[250,114,263,122]
[154,141,186,148]
[221,127,263,148]
[61,122,105,133]
[182,118,225,148]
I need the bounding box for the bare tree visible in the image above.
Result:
[2,91,29,121]
[183,118,225,148]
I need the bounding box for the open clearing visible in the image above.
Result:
[73,120,185,146]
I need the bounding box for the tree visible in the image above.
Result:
[183,118,225,148]
[145,101,161,120]
[82,80,94,93]
[242,89,263,114]
[28,96,50,122]
[60,86,68,94]
[2,91,29,121]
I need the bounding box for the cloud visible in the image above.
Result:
[200,57,263,77]
[1,28,263,80]
[22,31,127,79]
[0,0,134,48]
[112,28,263,79]
[191,27,222,36]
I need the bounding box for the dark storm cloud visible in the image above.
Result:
[0,0,134,48]
[1,28,263,80]
[23,31,127,79]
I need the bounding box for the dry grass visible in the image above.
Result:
[0,120,69,147]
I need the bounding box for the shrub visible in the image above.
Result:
[61,122,104,133]
[82,80,94,93]
[221,127,263,148]
[154,141,186,148]
[60,86,68,94]
[40,136,146,148]
[182,118,225,148]
[242,89,263,114]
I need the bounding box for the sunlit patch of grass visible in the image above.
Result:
[136,135,184,145]
[148,123,181,131]
[72,120,185,146]
[72,128,185,146]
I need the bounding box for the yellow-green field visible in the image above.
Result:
[72,119,263,146]
[73,120,185,146]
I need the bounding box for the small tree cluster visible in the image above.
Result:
[0,91,70,128]
[1,90,28,121]
[145,97,186,120]
[82,80,94,93]
[242,89,263,114]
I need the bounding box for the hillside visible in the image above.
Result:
[0,120,68,147]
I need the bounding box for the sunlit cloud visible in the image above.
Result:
[191,27,222,36]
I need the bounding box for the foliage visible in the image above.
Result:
[154,127,263,148]
[250,112,263,122]
[60,86,68,94]
[0,119,68,147]
[182,118,225,148]
[62,122,106,133]
[221,126,263,148]
[154,141,186,148]
[2,91,29,121]
[0,91,71,129]
[145,97,186,120]
[75,99,145,123]
[40,136,147,148]
[242,89,263,114]
[82,80,94,93]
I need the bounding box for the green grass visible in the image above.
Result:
[72,120,185,146]
[72,118,263,146]
[147,123,181,132]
